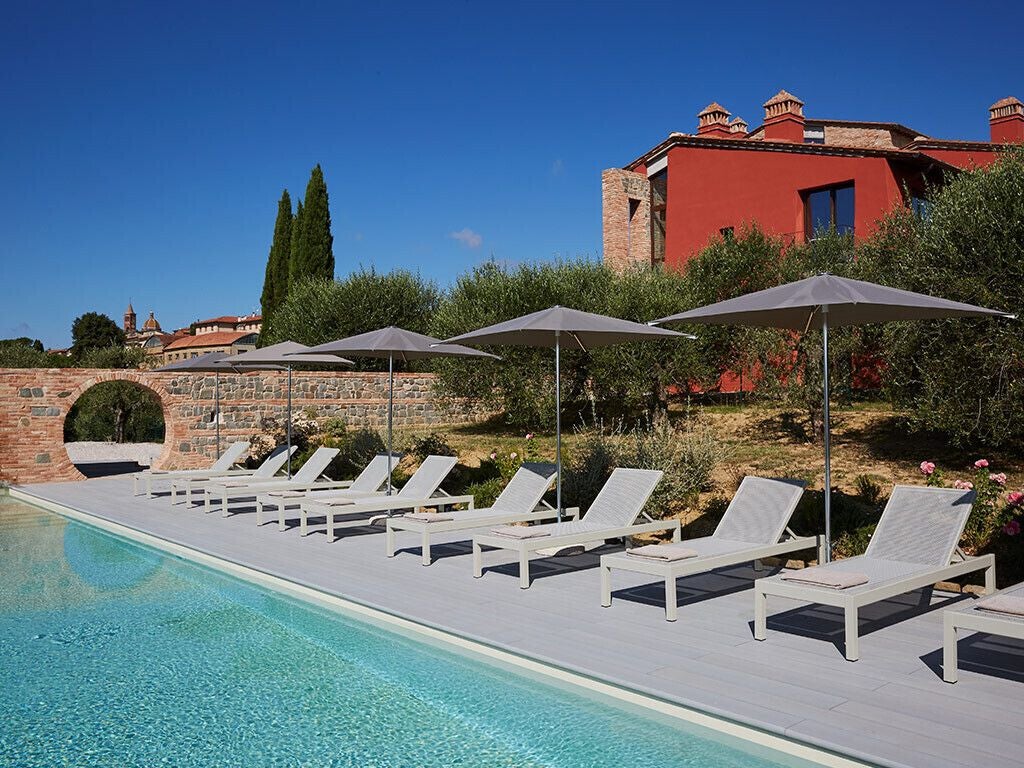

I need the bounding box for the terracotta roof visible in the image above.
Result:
[763,89,803,107]
[698,102,730,117]
[195,314,262,325]
[990,96,1022,109]
[164,331,255,351]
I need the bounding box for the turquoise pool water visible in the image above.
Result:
[0,499,813,767]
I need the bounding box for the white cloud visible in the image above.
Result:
[449,228,483,249]
[551,158,565,176]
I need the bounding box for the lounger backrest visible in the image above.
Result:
[348,453,404,493]
[210,441,249,472]
[713,477,807,545]
[492,462,558,512]
[397,455,458,499]
[291,446,340,483]
[253,445,298,478]
[866,485,975,566]
[581,468,663,528]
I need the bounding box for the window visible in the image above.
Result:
[719,227,734,241]
[910,195,932,220]
[804,184,854,240]
[649,169,667,265]
[803,124,825,144]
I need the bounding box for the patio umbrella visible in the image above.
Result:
[651,273,1015,561]
[221,341,355,478]
[155,351,233,459]
[303,327,498,494]
[442,306,690,520]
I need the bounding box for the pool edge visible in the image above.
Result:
[9,486,883,768]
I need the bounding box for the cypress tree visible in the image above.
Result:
[260,189,292,317]
[294,164,334,282]
[288,199,305,287]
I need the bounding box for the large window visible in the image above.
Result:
[804,184,854,240]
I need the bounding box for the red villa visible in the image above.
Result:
[602,91,1023,271]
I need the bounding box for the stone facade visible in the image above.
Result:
[601,168,652,273]
[0,368,486,484]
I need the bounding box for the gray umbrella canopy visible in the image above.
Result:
[652,273,1014,562]
[444,306,689,519]
[304,327,497,494]
[221,341,355,477]
[155,352,236,458]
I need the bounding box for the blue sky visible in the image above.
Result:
[2,1,1021,347]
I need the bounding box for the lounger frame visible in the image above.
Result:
[943,585,1024,683]
[755,551,996,661]
[169,445,295,505]
[601,531,822,621]
[134,441,250,498]
[305,492,475,540]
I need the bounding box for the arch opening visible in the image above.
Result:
[63,379,167,478]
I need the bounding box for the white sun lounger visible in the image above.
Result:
[600,477,818,621]
[754,485,996,661]
[202,446,342,516]
[300,455,466,540]
[254,452,402,527]
[169,445,296,505]
[133,441,250,498]
[943,581,1024,683]
[472,467,680,589]
[386,462,573,566]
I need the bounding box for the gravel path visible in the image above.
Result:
[64,441,163,466]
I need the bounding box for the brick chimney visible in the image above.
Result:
[697,103,732,138]
[762,90,805,142]
[990,97,1024,143]
[729,116,748,138]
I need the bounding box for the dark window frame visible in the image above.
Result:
[802,182,855,241]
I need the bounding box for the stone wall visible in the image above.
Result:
[0,368,484,484]
[602,168,652,272]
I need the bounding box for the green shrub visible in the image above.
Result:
[464,477,505,509]
[562,427,618,513]
[404,431,457,461]
[853,474,885,506]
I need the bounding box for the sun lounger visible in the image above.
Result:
[754,485,996,661]
[943,582,1024,683]
[386,462,573,565]
[169,445,296,504]
[300,455,466,540]
[254,452,403,527]
[472,467,680,589]
[202,446,342,516]
[133,441,250,498]
[599,477,817,621]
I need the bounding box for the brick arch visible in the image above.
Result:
[60,372,178,477]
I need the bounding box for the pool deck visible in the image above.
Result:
[13,476,1024,768]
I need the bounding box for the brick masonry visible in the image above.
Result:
[601,168,652,272]
[0,368,485,484]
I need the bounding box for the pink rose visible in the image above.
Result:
[1003,520,1021,536]
[953,480,974,490]
[525,433,534,440]
[1007,491,1024,506]
[990,473,1007,486]
[510,452,518,459]
[919,461,935,475]
[974,459,989,469]
[489,452,497,461]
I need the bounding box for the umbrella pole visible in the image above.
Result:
[555,332,562,523]
[387,352,394,496]
[215,370,221,459]
[287,365,293,479]
[822,307,832,563]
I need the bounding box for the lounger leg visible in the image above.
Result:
[204,491,211,513]
[300,509,308,536]
[665,575,678,622]
[421,530,431,567]
[221,491,230,518]
[943,614,959,683]
[752,559,765,572]
[672,524,681,543]
[386,523,396,558]
[844,605,860,661]
[519,550,531,589]
[256,499,263,526]
[984,562,996,595]
[147,475,154,498]
[279,504,287,532]
[472,541,483,579]
[754,588,768,641]
[327,513,334,542]
[600,563,612,608]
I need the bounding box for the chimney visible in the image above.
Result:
[990,97,1024,143]
[762,90,805,142]
[697,103,732,138]
[729,116,748,138]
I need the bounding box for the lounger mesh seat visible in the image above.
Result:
[204,446,340,515]
[134,441,250,498]
[600,477,814,621]
[754,485,997,661]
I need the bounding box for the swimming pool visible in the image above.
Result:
[0,498,819,767]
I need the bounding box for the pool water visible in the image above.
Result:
[0,499,813,767]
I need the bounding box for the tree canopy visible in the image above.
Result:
[260,189,293,319]
[71,312,125,357]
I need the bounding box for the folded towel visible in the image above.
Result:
[267,490,306,498]
[781,568,869,590]
[315,498,357,507]
[405,512,454,522]
[148,469,169,475]
[626,544,699,562]
[977,594,1024,617]
[491,525,550,539]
